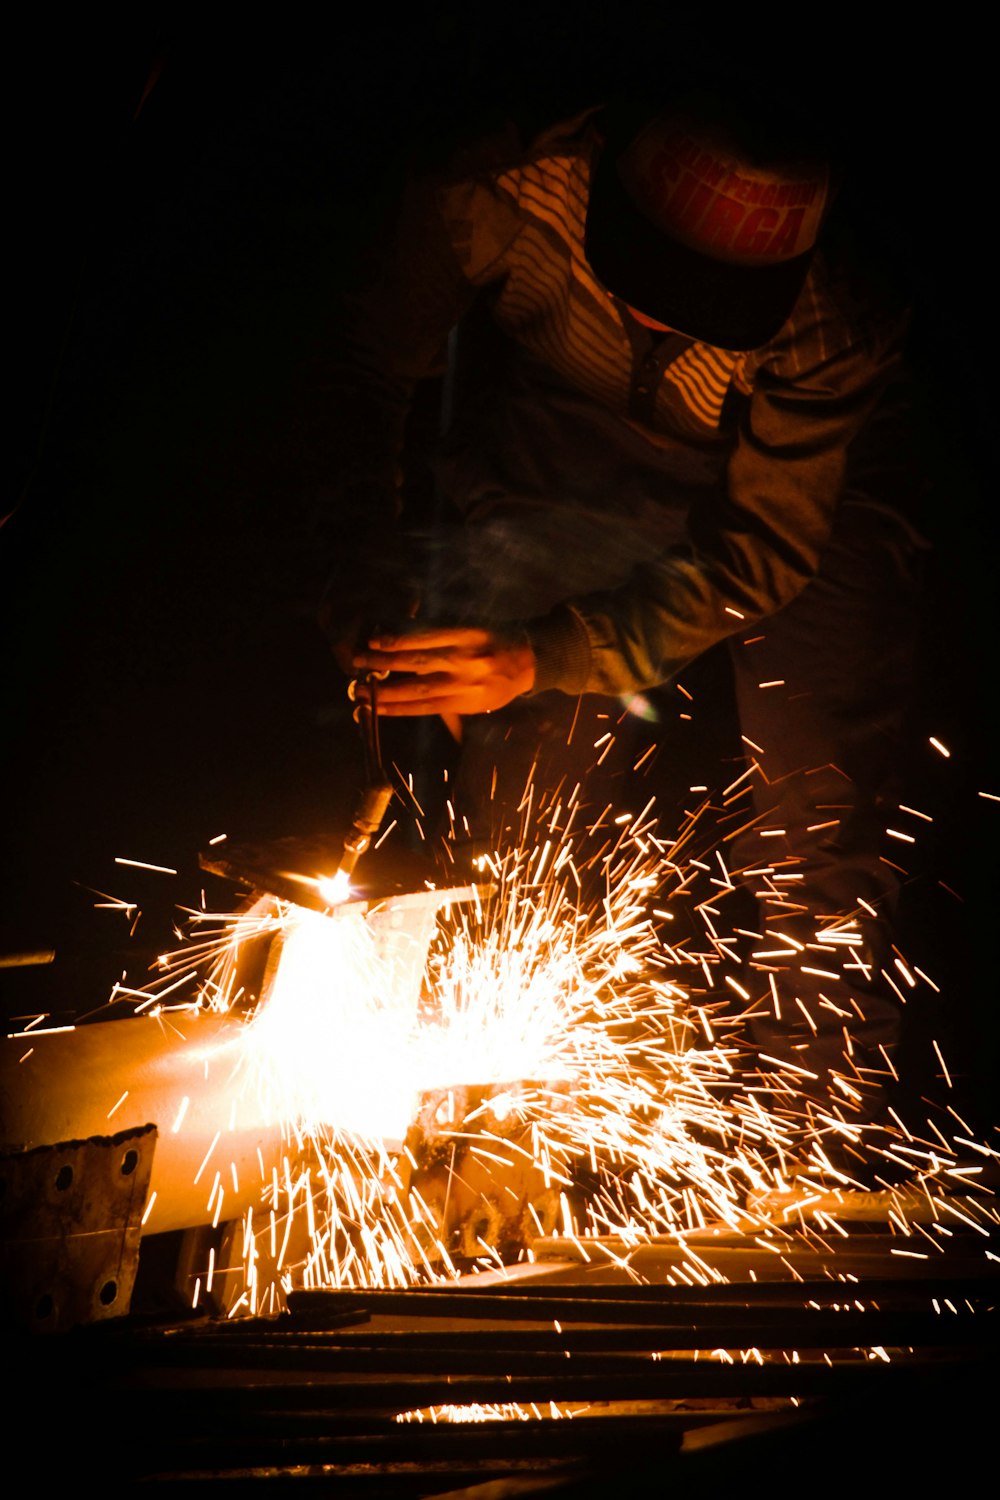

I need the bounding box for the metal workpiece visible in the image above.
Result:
[1,1011,283,1236]
[0,1124,155,1331]
[1,875,484,1240]
[399,1081,571,1263]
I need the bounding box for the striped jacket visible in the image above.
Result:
[336,112,907,696]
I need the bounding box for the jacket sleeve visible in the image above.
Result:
[528,269,909,696]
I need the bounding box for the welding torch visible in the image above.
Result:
[340,665,393,881]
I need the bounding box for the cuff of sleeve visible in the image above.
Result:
[526,607,593,695]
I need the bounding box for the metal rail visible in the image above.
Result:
[11,1228,998,1491]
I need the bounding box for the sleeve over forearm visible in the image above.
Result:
[529,272,908,697]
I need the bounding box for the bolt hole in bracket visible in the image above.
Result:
[0,1124,156,1331]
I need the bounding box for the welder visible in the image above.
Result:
[329,84,927,1180]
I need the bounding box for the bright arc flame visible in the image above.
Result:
[317,869,352,906]
[240,904,423,1141]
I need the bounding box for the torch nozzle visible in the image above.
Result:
[338,779,394,880]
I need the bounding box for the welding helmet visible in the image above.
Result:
[585,92,831,351]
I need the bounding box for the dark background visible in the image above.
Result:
[2,14,994,1125]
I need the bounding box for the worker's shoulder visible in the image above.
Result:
[752,224,909,378]
[425,108,597,183]
[806,215,911,351]
[412,111,595,279]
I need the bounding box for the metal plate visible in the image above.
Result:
[0,1124,155,1331]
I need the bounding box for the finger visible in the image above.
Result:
[352,652,444,676]
[352,648,453,675]
[359,678,492,716]
[376,695,485,717]
[354,647,492,678]
[350,649,393,673]
[368,674,470,706]
[367,627,492,651]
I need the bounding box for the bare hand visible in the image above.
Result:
[352,626,536,716]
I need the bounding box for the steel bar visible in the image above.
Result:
[13,1277,994,1489]
[286,1276,1000,1319]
